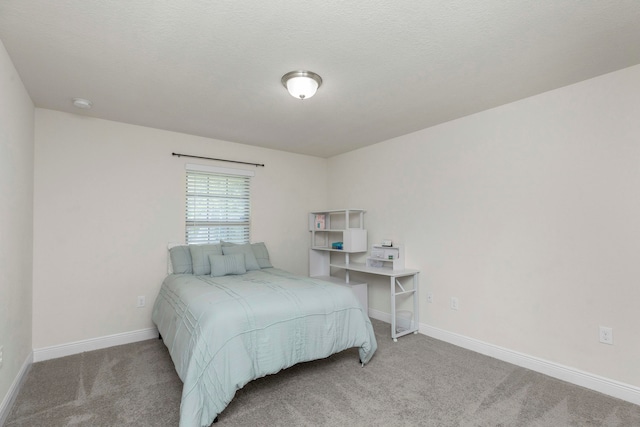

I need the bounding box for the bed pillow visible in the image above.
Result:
[251,242,273,268]
[169,245,193,274]
[222,243,260,271]
[209,253,247,277]
[190,244,223,276]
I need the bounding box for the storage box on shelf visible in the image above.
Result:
[366,245,404,270]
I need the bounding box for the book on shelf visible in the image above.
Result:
[314,214,326,230]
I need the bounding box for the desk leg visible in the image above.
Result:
[413,272,419,334]
[390,276,397,342]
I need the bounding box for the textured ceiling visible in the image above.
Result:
[1,1,640,158]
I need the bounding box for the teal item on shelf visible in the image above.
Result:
[331,241,343,250]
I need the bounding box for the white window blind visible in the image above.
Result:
[185,166,252,245]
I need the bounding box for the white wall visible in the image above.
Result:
[33,110,327,349]
[328,65,640,387]
[0,40,34,413]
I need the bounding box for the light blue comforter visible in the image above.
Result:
[152,268,377,427]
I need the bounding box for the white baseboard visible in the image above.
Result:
[33,327,158,363]
[0,351,33,426]
[367,308,640,406]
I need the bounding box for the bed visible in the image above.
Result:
[152,242,377,427]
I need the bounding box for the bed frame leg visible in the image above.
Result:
[158,333,162,340]
[213,416,219,424]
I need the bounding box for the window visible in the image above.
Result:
[185,164,253,245]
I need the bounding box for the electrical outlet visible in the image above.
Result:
[0,345,3,369]
[599,326,613,345]
[450,297,459,310]
[427,292,433,303]
[137,296,146,308]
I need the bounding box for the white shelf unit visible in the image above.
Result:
[309,209,367,252]
[309,209,368,312]
[308,210,420,340]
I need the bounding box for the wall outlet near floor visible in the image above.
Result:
[450,297,459,310]
[137,296,146,308]
[599,326,613,345]
[427,292,433,303]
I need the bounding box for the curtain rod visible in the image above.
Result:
[172,152,265,167]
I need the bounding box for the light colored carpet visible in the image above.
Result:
[6,319,640,426]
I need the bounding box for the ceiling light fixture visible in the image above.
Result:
[72,98,93,109]
[281,70,322,100]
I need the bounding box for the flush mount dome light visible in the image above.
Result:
[281,70,322,100]
[72,98,93,109]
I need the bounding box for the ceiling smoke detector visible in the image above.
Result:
[72,98,93,109]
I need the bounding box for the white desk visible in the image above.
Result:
[331,261,420,341]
